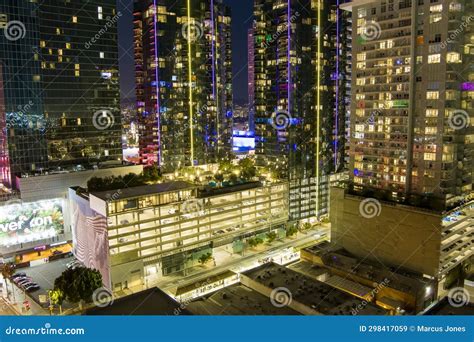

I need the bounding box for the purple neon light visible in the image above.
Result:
[211,0,217,102]
[211,0,218,147]
[153,0,161,165]
[287,0,291,116]
[461,82,474,91]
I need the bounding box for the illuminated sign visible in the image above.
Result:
[0,199,64,247]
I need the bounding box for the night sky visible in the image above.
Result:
[117,0,254,106]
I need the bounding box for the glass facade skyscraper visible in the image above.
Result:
[253,0,344,221]
[0,0,122,189]
[134,0,233,172]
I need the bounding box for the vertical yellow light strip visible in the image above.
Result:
[187,0,194,165]
[215,14,220,155]
[316,0,321,217]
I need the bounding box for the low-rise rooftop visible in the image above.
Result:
[304,243,430,294]
[85,288,190,315]
[90,181,196,201]
[243,263,387,315]
[187,284,300,315]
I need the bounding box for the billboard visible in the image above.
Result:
[0,199,64,247]
[69,189,111,290]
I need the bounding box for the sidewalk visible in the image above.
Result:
[1,278,49,316]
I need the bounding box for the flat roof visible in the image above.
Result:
[244,263,387,315]
[187,284,300,315]
[84,287,191,315]
[303,244,429,293]
[91,181,196,201]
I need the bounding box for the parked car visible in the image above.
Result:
[17,279,33,287]
[14,276,31,284]
[24,283,40,292]
[20,281,35,289]
[66,260,83,270]
[11,273,26,279]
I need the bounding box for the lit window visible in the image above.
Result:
[427,91,439,99]
[426,109,438,117]
[98,6,103,20]
[40,40,46,48]
[447,52,461,63]
[100,52,105,59]
[66,43,71,49]
[72,16,78,23]
[430,14,442,23]
[357,53,366,61]
[428,54,441,63]
[430,4,443,13]
[56,28,60,35]
[424,153,437,161]
[33,75,40,82]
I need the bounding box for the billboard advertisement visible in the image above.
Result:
[0,199,64,247]
[69,189,111,290]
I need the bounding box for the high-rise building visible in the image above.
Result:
[330,1,353,173]
[134,0,233,172]
[0,0,122,189]
[248,27,255,132]
[344,0,473,209]
[331,0,474,299]
[253,0,338,221]
[0,62,10,190]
